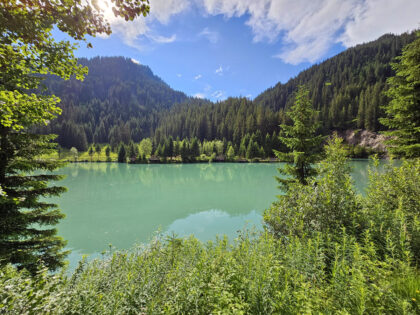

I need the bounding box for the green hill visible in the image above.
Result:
[38,32,417,150]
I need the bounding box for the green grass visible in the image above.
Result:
[1,232,419,314]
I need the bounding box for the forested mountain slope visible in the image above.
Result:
[154,32,417,144]
[254,32,417,131]
[37,57,195,150]
[40,32,417,150]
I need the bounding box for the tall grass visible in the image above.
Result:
[1,230,419,314]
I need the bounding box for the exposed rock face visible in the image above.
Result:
[337,130,388,152]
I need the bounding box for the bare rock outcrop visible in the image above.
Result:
[337,130,388,152]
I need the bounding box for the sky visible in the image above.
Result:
[59,0,420,101]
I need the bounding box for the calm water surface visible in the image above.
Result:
[48,161,371,267]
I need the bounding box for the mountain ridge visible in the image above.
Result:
[37,31,418,150]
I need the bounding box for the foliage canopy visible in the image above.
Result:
[380,31,420,158]
[0,0,150,271]
[275,86,324,190]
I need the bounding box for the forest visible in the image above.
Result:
[34,32,417,153]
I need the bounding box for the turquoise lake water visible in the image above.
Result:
[47,161,372,267]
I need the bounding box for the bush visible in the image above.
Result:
[362,158,420,264]
[264,136,361,239]
[1,232,419,314]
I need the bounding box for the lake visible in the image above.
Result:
[49,161,372,268]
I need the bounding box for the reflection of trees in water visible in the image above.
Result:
[62,161,381,194]
[51,161,379,256]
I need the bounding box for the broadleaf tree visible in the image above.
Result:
[380,31,420,158]
[275,86,324,191]
[0,0,149,272]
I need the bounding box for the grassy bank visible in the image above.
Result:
[1,231,419,314]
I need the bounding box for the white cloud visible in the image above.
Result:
[177,73,182,77]
[147,34,177,43]
[340,0,420,47]
[100,0,420,64]
[199,0,420,64]
[199,27,220,43]
[194,93,205,98]
[194,74,202,80]
[215,66,223,75]
[212,90,225,99]
[131,58,141,65]
[99,0,187,50]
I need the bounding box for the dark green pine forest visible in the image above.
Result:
[37,32,417,152]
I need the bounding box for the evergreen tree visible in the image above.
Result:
[380,31,420,158]
[275,86,324,190]
[180,141,190,162]
[95,144,101,159]
[118,144,127,163]
[1,0,149,273]
[105,146,111,162]
[190,138,200,159]
[88,146,94,161]
[0,132,68,273]
[127,142,137,162]
[246,140,259,159]
[167,136,174,158]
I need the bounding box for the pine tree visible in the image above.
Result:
[88,146,94,161]
[0,132,68,273]
[118,144,127,163]
[0,0,149,273]
[127,142,137,162]
[95,144,101,159]
[380,31,420,158]
[105,146,111,161]
[246,140,259,159]
[190,138,200,160]
[275,86,324,191]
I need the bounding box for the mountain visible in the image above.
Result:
[39,32,417,150]
[153,32,417,144]
[37,56,194,150]
[254,32,417,131]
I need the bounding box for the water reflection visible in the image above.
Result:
[51,163,282,254]
[166,209,262,241]
[47,161,374,261]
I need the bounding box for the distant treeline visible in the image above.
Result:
[35,32,417,151]
[69,132,378,165]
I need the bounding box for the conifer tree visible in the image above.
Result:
[380,31,420,158]
[0,131,68,273]
[275,86,324,191]
[105,146,111,161]
[88,146,94,161]
[118,144,127,163]
[95,144,101,159]
[0,0,149,272]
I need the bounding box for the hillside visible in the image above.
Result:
[154,32,417,144]
[39,32,417,150]
[37,57,193,150]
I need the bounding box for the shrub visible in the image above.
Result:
[363,158,420,264]
[264,136,361,239]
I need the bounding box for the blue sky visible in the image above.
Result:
[61,0,420,101]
